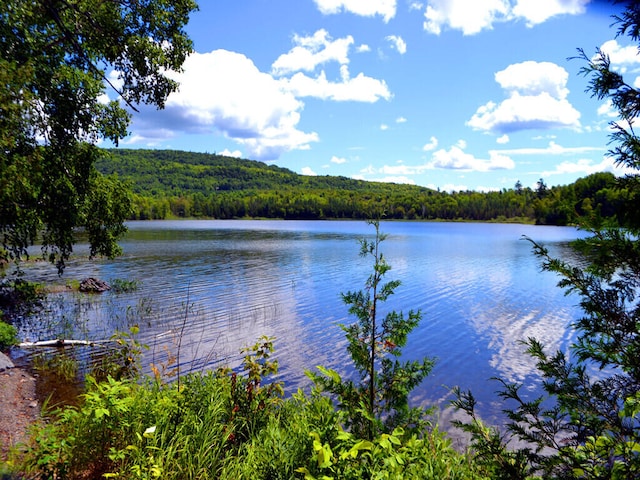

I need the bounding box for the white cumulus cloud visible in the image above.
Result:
[272,30,354,76]
[273,31,392,103]
[422,0,589,35]
[331,155,347,164]
[282,67,392,102]
[314,0,397,22]
[597,100,618,118]
[541,156,636,178]
[386,35,407,54]
[598,39,640,90]
[130,50,319,161]
[467,61,580,134]
[126,31,393,158]
[598,40,640,68]
[378,176,416,184]
[422,136,438,151]
[429,145,515,171]
[220,149,243,158]
[512,0,588,26]
[495,61,569,98]
[423,0,510,35]
[441,183,469,192]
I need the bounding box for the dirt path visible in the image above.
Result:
[0,353,39,460]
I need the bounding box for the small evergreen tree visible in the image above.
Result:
[309,220,434,440]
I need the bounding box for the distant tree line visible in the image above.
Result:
[97,149,623,225]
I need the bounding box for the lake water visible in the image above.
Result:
[16,220,585,429]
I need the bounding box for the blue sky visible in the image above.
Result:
[110,0,638,192]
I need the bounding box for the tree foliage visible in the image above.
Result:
[0,0,197,272]
[453,2,640,478]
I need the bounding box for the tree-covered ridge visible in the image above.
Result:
[97,149,435,194]
[97,148,622,225]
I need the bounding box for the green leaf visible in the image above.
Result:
[351,440,373,455]
[316,365,342,384]
[94,407,110,419]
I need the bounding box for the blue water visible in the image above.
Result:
[16,220,585,429]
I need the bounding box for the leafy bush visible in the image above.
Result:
[297,425,489,480]
[22,337,302,479]
[0,319,18,350]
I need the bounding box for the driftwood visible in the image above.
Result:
[19,339,113,348]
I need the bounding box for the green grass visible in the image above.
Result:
[110,278,141,294]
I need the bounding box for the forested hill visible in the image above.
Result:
[96,149,622,225]
[97,149,433,195]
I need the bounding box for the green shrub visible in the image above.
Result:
[219,390,339,480]
[12,279,45,302]
[22,337,289,479]
[0,319,18,350]
[297,424,490,480]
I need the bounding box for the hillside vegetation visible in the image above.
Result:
[97,149,622,225]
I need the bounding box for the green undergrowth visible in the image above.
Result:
[12,335,487,479]
[0,318,18,350]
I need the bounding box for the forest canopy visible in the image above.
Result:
[98,148,623,225]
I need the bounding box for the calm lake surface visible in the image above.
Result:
[17,220,585,427]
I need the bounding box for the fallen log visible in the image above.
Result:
[18,339,113,348]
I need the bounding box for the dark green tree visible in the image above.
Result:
[453,2,640,478]
[535,178,548,199]
[310,220,435,440]
[0,0,198,273]
[515,180,523,195]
